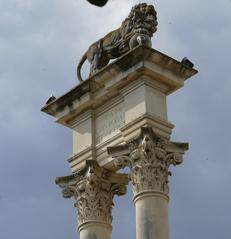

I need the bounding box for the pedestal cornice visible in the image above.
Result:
[41,46,198,127]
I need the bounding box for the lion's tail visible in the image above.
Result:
[77,52,87,82]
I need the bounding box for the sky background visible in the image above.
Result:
[0,0,231,238]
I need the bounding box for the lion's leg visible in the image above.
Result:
[90,54,110,76]
[90,52,101,75]
[87,42,103,76]
[98,55,110,69]
[87,50,101,76]
[129,33,152,50]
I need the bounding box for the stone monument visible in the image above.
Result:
[41,3,198,239]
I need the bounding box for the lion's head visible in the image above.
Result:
[128,3,158,37]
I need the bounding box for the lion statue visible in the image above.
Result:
[77,3,158,81]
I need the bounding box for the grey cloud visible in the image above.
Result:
[0,0,231,238]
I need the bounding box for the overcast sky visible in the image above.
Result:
[0,0,231,238]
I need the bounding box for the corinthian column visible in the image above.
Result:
[108,127,188,239]
[55,160,129,239]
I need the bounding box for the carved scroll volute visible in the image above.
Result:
[109,127,188,196]
[62,186,78,199]
[114,156,132,169]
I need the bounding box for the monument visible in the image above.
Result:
[41,3,198,239]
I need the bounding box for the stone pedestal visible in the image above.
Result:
[41,45,197,239]
[41,46,197,172]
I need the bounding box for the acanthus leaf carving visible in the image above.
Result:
[108,127,187,196]
[56,160,128,227]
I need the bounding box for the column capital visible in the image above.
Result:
[55,160,129,228]
[108,127,188,196]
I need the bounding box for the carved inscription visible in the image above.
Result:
[96,103,125,144]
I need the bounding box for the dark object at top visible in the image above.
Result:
[46,94,56,105]
[87,0,108,6]
[181,57,194,68]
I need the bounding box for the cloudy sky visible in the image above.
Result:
[0,0,231,238]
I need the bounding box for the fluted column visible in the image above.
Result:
[56,160,129,239]
[108,127,188,239]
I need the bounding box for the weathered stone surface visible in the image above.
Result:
[77,3,158,81]
[42,4,198,239]
[108,127,188,239]
[41,46,197,173]
[41,46,197,124]
[56,160,129,227]
[108,127,188,195]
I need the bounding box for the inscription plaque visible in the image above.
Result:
[96,103,125,144]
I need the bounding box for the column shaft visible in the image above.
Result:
[79,222,112,239]
[134,193,169,239]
